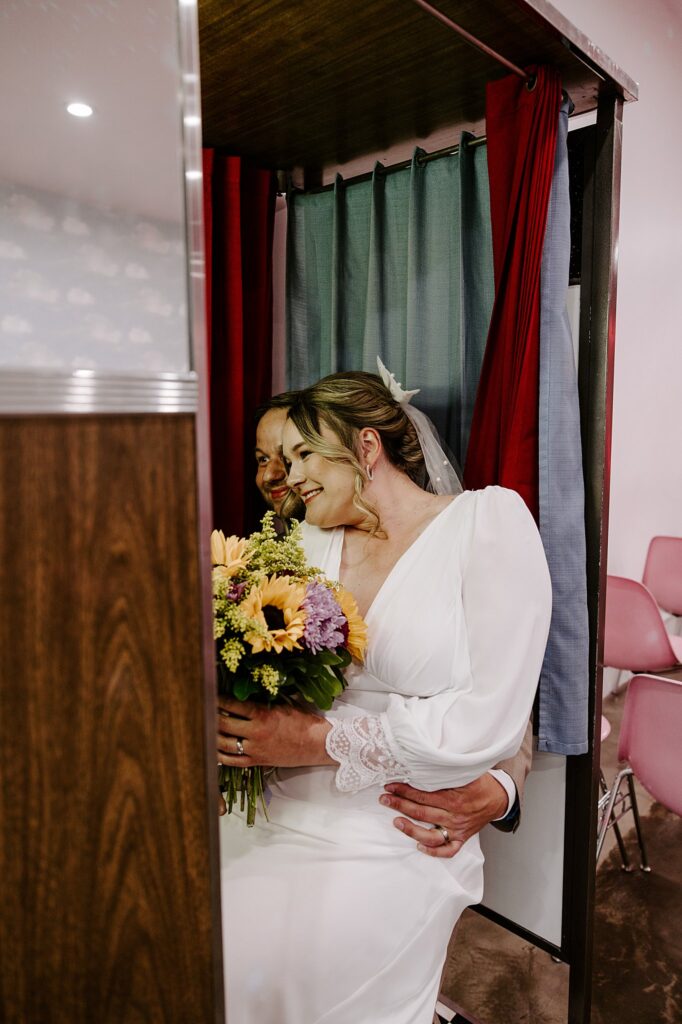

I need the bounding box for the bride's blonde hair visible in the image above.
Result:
[283,371,426,532]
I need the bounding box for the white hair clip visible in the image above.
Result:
[376,356,420,405]
[375,356,463,498]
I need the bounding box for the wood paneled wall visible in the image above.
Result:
[0,415,222,1024]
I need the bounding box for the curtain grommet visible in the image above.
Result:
[525,74,537,92]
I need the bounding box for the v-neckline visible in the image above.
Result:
[336,496,459,622]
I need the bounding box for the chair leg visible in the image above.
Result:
[598,770,632,871]
[597,777,618,862]
[626,773,651,872]
[611,816,632,872]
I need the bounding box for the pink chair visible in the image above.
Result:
[603,575,682,672]
[643,536,682,616]
[598,674,682,869]
[619,674,682,816]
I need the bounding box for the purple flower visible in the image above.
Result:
[227,581,248,602]
[302,582,347,654]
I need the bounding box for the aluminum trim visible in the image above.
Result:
[175,4,225,1021]
[0,370,198,414]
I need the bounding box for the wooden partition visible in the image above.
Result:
[0,413,223,1023]
[0,0,223,1019]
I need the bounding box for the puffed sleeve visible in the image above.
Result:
[373,487,551,790]
[326,487,552,793]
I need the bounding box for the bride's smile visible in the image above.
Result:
[282,419,361,529]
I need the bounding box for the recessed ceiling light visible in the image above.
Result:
[67,102,93,118]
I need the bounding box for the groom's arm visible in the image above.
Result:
[380,720,533,856]
[489,719,533,833]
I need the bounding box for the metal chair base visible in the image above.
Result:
[597,766,649,871]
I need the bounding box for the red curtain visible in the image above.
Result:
[203,152,276,537]
[202,149,214,366]
[464,66,561,520]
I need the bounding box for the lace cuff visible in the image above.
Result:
[325,714,409,793]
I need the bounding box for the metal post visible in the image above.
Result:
[565,87,624,1024]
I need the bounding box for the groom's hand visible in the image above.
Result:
[379,774,509,858]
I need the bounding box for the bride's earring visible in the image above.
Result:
[366,463,374,482]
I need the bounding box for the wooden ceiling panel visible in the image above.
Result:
[198,0,637,172]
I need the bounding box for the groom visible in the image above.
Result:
[252,396,532,856]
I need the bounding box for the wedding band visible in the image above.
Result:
[236,738,245,756]
[433,824,450,844]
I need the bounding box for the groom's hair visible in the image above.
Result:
[254,390,300,426]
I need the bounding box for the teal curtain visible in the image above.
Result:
[286,136,494,463]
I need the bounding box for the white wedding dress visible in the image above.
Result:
[220,486,552,1023]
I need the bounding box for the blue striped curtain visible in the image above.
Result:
[285,137,494,465]
[536,97,589,754]
[286,116,589,754]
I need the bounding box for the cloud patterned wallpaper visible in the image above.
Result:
[0,182,190,373]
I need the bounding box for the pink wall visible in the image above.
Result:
[554,0,682,578]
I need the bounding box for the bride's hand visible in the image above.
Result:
[216,697,336,769]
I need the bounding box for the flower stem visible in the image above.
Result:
[218,765,268,826]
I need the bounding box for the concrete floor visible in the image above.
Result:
[441,687,656,1024]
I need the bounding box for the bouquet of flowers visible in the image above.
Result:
[212,512,368,825]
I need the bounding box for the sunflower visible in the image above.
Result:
[211,530,251,582]
[240,575,307,654]
[335,586,368,662]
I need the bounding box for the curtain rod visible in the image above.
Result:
[292,135,487,196]
[411,0,532,82]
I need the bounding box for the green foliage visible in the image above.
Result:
[245,512,318,581]
[213,511,351,721]
[213,511,359,825]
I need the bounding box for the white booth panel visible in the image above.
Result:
[480,752,566,948]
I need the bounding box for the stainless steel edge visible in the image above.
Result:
[0,369,198,414]
[175,2,225,1023]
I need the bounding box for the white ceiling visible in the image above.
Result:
[0,0,189,223]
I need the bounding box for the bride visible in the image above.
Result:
[217,368,552,1023]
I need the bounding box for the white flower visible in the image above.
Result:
[376,356,420,405]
